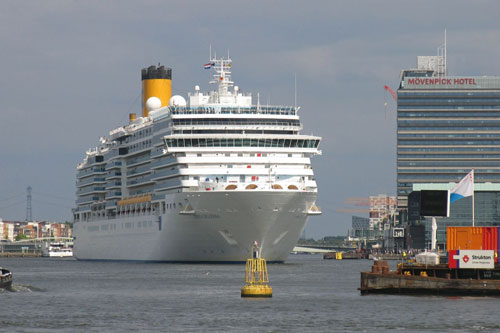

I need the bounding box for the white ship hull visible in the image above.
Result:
[46,250,73,258]
[74,191,316,262]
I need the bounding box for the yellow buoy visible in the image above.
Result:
[241,242,272,298]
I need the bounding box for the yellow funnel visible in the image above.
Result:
[141,65,172,117]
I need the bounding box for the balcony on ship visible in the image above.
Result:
[195,178,312,192]
[76,177,106,188]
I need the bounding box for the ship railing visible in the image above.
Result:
[75,196,100,205]
[126,152,151,165]
[126,175,153,186]
[76,187,106,195]
[150,156,177,169]
[172,124,301,131]
[76,177,106,187]
[127,164,152,176]
[170,106,297,116]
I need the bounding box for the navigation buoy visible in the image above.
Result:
[241,241,272,298]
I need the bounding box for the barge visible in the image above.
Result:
[360,259,500,296]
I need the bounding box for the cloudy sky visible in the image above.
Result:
[0,1,499,238]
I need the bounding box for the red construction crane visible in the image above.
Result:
[384,85,397,102]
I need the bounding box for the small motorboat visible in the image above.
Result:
[0,267,13,288]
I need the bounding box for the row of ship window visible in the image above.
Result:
[128,140,152,152]
[85,221,154,229]
[126,128,152,142]
[153,119,302,132]
[79,150,307,178]
[172,119,301,127]
[164,138,320,148]
[172,130,297,135]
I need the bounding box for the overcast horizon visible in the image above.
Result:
[0,1,499,238]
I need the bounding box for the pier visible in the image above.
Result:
[0,237,72,257]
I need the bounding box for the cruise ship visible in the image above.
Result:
[72,55,322,262]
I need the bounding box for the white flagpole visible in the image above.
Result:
[431,217,437,251]
[472,169,475,227]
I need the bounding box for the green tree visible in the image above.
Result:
[15,234,28,241]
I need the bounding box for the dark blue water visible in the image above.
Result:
[1,255,499,332]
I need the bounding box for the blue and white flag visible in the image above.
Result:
[450,170,474,203]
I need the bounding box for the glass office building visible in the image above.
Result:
[412,183,500,249]
[397,71,500,210]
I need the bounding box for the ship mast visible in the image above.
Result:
[209,55,234,102]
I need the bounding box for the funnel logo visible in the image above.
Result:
[448,250,494,269]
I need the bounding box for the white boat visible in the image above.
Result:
[0,267,12,288]
[73,53,322,262]
[42,242,73,258]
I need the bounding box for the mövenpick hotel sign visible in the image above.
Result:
[403,76,500,89]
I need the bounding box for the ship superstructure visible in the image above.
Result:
[73,55,322,262]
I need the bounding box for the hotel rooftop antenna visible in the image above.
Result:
[437,30,447,77]
[26,186,32,222]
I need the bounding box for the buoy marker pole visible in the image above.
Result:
[241,241,272,298]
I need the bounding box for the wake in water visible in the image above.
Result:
[0,283,46,292]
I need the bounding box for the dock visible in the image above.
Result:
[323,251,368,260]
[0,252,41,258]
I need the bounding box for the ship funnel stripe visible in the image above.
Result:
[142,65,172,80]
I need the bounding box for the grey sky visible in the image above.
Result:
[0,1,499,238]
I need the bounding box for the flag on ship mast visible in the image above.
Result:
[450,170,474,203]
[204,62,214,69]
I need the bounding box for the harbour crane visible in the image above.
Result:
[384,85,397,102]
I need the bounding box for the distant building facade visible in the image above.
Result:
[352,216,370,230]
[369,195,397,229]
[0,219,15,242]
[0,219,72,241]
[348,215,384,248]
[347,195,397,249]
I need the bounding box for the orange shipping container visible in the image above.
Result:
[482,227,499,251]
[447,227,484,251]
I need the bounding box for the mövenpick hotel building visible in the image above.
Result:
[397,57,500,233]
